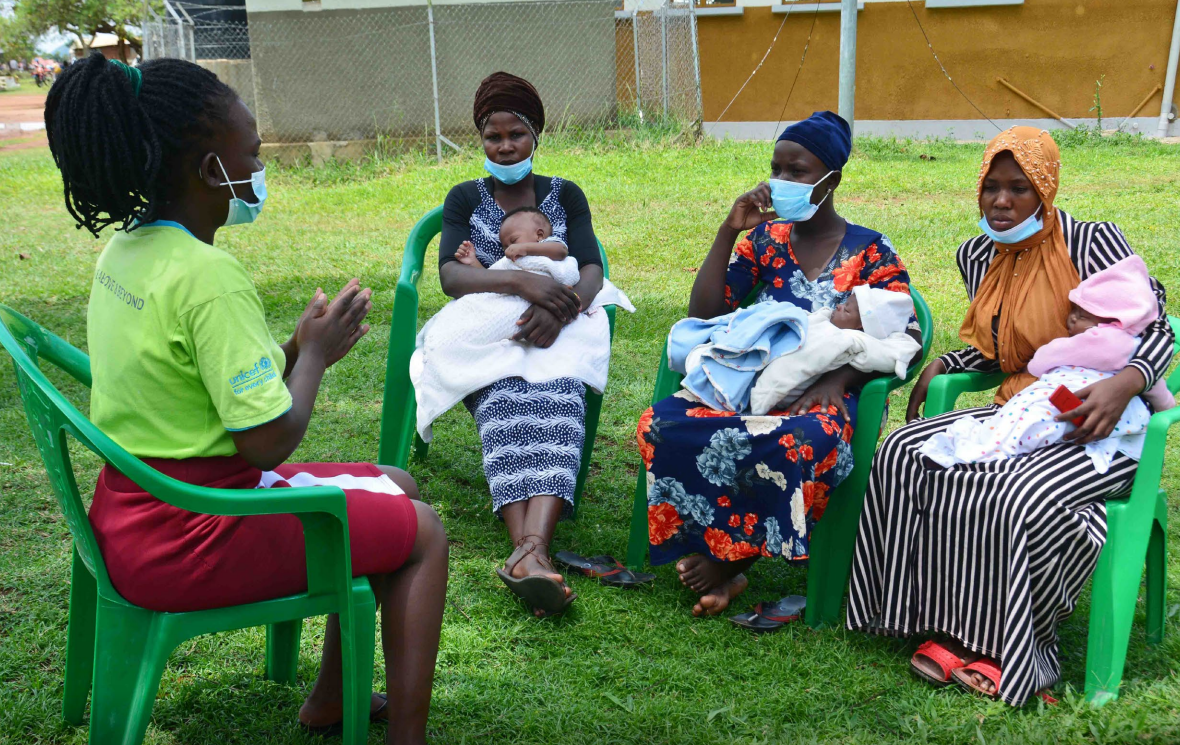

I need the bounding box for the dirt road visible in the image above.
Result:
[0,93,49,148]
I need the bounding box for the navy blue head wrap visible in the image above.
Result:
[776,111,852,171]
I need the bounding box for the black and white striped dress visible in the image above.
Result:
[847,211,1174,706]
[439,176,602,517]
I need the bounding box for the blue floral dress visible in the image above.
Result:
[639,219,914,565]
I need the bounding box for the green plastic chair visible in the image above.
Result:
[624,288,934,628]
[0,304,376,745]
[924,315,1180,706]
[378,205,616,517]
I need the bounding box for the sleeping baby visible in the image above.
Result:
[746,286,922,415]
[919,255,1174,474]
[410,206,633,442]
[428,206,582,348]
[455,206,572,269]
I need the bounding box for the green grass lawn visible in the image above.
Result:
[0,83,49,96]
[2,133,1179,744]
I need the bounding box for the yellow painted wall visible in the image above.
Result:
[693,0,1178,122]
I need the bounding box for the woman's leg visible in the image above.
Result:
[300,470,447,743]
[376,501,448,745]
[298,615,388,727]
[676,555,755,616]
[377,465,420,501]
[501,496,571,615]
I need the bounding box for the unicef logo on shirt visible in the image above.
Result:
[229,356,278,395]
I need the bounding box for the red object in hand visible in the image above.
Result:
[1049,385,1086,426]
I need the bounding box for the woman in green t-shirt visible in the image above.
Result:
[46,52,445,743]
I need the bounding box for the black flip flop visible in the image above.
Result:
[496,535,575,617]
[729,595,806,632]
[553,551,656,587]
[299,693,388,738]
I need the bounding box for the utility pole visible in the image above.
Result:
[838,0,858,133]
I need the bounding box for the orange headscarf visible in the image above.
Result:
[958,127,1081,404]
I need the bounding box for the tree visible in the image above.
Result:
[0,14,37,63]
[11,0,150,59]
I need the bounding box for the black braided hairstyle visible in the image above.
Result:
[44,52,238,237]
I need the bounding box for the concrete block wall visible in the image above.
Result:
[244,0,616,143]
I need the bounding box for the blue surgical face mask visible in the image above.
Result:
[214,155,267,227]
[768,171,836,222]
[484,154,533,185]
[978,206,1043,244]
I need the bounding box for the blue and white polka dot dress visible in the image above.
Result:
[461,178,586,516]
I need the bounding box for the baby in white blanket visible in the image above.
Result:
[410,207,634,442]
[442,207,581,347]
[748,286,921,415]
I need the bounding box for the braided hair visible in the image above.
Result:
[44,52,237,236]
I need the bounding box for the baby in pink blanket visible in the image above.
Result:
[922,255,1174,473]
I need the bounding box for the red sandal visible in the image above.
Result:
[910,640,967,687]
[952,659,1002,699]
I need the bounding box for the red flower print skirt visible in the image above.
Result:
[637,393,857,565]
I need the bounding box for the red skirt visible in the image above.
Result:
[89,456,418,612]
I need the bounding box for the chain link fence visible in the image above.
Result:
[142,15,195,62]
[615,4,700,128]
[143,0,701,153]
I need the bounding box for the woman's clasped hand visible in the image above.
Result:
[293,279,373,366]
[511,272,582,347]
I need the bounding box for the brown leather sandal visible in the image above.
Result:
[495,535,576,617]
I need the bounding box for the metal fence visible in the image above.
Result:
[142,0,701,155]
[141,4,195,63]
[143,0,250,61]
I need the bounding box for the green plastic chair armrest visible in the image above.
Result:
[925,370,1008,418]
[85,419,354,601]
[1128,405,1180,501]
[0,304,91,387]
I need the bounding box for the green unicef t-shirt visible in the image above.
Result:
[87,222,293,459]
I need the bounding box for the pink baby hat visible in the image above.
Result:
[1067,255,1158,335]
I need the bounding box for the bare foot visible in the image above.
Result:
[455,240,481,267]
[676,554,754,594]
[508,550,573,618]
[957,662,999,695]
[692,574,749,617]
[299,692,388,728]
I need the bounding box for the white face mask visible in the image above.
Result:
[207,155,267,226]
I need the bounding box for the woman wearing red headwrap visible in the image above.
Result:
[435,72,605,617]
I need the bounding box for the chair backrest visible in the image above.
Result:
[908,287,935,379]
[0,305,92,387]
[0,305,231,595]
[0,304,112,588]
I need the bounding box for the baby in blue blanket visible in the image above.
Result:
[671,288,918,414]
